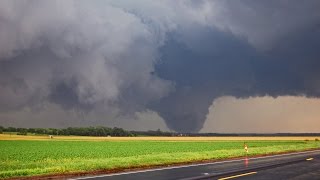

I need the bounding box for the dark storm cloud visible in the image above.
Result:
[151,28,257,132]
[152,21,320,132]
[1,0,320,132]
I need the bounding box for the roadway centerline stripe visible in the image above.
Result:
[218,172,257,180]
[306,158,314,161]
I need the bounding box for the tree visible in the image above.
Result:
[7,127,17,132]
[112,127,127,136]
[17,128,28,135]
[28,128,36,133]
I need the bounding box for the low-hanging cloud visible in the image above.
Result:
[0,0,173,112]
[1,0,320,132]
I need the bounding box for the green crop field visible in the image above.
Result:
[0,140,319,179]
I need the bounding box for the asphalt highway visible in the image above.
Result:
[71,150,320,180]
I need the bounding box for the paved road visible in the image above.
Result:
[71,150,320,180]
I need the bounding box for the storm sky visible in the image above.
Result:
[1,0,320,132]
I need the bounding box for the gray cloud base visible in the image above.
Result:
[1,0,320,132]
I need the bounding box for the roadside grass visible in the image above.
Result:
[0,140,319,179]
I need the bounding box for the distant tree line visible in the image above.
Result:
[1,126,319,137]
[131,129,175,136]
[0,126,133,136]
[0,126,174,137]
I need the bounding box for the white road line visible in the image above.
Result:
[70,149,320,180]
